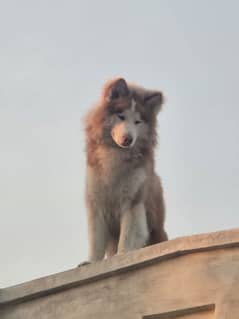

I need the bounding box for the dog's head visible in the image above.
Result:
[85,78,164,150]
[102,78,164,149]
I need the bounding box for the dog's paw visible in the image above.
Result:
[77,261,91,267]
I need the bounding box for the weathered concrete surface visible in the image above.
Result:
[1,228,239,318]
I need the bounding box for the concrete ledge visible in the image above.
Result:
[143,303,215,318]
[1,228,239,308]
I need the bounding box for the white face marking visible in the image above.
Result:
[110,98,144,148]
[131,98,136,112]
[111,103,142,149]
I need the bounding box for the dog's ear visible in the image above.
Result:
[144,90,164,115]
[103,78,129,101]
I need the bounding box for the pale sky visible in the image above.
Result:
[0,0,239,288]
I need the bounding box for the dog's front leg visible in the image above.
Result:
[118,203,149,253]
[87,209,108,262]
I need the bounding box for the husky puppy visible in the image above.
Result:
[85,78,168,262]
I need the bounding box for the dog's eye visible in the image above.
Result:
[117,114,125,120]
[135,120,142,125]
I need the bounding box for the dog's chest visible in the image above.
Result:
[87,164,146,214]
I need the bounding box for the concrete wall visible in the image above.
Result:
[1,228,239,318]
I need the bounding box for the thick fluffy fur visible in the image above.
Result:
[85,78,168,262]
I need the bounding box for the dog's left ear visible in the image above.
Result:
[103,78,129,101]
[144,91,164,115]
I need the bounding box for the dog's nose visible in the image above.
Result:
[122,135,133,147]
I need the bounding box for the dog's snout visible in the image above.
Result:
[122,135,133,147]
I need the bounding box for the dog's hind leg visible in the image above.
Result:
[118,203,149,253]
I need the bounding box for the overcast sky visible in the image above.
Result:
[0,0,239,288]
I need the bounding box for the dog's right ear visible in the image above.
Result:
[144,90,164,115]
[103,78,129,101]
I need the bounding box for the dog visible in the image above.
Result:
[84,78,168,262]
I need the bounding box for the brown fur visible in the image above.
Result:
[84,78,168,262]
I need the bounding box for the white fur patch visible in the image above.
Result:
[118,203,149,252]
[131,98,136,112]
